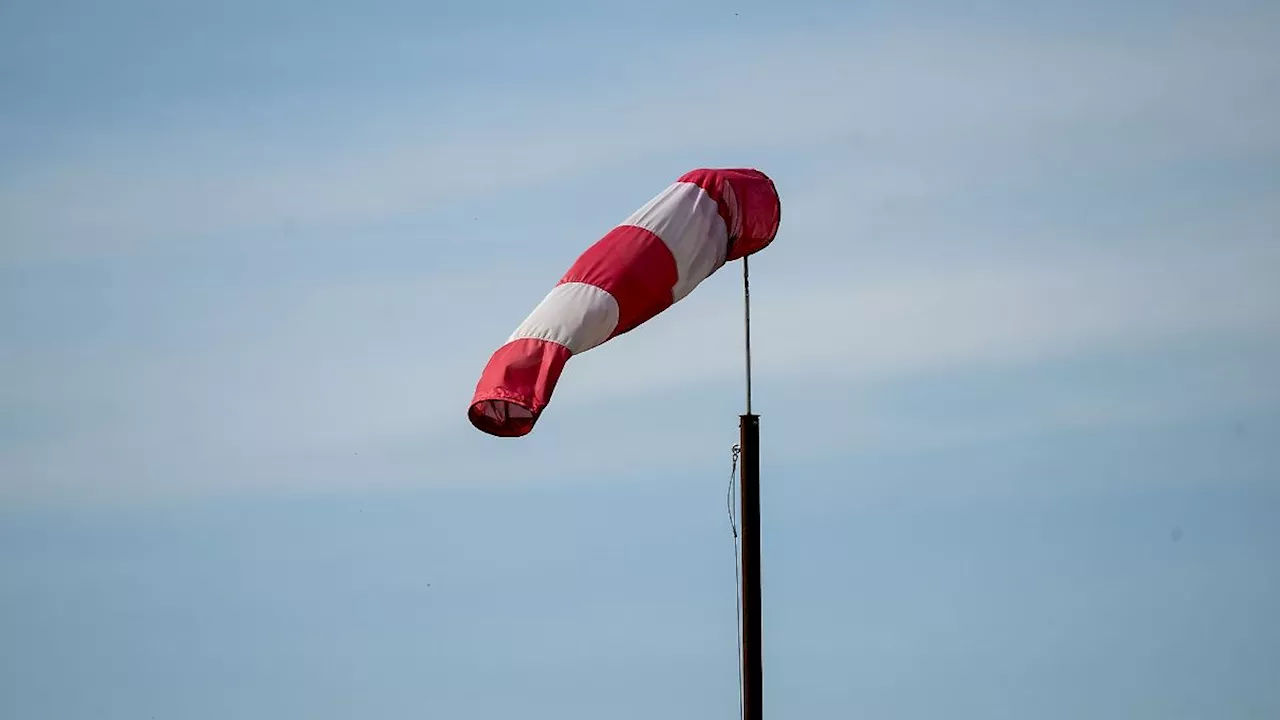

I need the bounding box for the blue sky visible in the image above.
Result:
[2,0,1278,717]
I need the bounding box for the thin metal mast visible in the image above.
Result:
[739,254,763,720]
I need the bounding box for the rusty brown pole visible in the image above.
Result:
[738,412,762,720]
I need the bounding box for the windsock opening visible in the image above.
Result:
[468,399,537,438]
[468,337,572,437]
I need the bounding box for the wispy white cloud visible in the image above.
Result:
[4,236,1274,509]
[2,6,1277,508]
[3,8,1275,265]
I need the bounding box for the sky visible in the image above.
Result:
[2,0,1279,717]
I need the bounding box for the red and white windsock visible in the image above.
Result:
[468,168,781,437]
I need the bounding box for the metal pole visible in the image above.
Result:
[739,255,762,720]
[743,255,753,415]
[739,412,762,720]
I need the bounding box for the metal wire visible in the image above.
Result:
[727,443,743,720]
